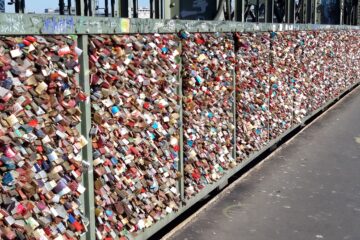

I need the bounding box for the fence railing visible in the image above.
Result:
[0,13,359,240]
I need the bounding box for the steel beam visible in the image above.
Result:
[119,0,129,17]
[105,0,109,16]
[67,0,72,15]
[150,0,154,18]
[90,0,95,16]
[312,0,317,23]
[76,0,81,15]
[132,0,138,18]
[314,0,320,23]
[266,0,274,22]
[340,0,345,24]
[225,0,232,20]
[305,0,311,22]
[161,0,164,18]
[289,0,295,22]
[297,0,304,23]
[111,0,115,16]
[163,0,171,19]
[84,0,89,15]
[235,0,245,21]
[285,0,296,22]
[164,0,180,19]
[358,0,360,25]
[15,0,25,13]
[20,0,25,13]
[59,0,65,15]
[155,0,161,18]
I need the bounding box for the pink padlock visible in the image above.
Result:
[5,146,16,158]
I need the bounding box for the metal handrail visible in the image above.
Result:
[0,13,359,36]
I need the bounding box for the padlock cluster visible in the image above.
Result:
[88,34,182,238]
[0,36,87,239]
[0,29,359,240]
[268,31,297,139]
[235,32,271,160]
[181,33,236,198]
[235,30,360,161]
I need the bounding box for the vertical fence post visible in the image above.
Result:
[235,0,245,22]
[321,31,327,107]
[344,32,350,88]
[266,0,274,23]
[155,0,161,18]
[289,0,296,23]
[307,0,313,23]
[256,0,260,22]
[76,54,86,240]
[306,32,313,116]
[178,41,185,202]
[340,0,345,24]
[298,30,305,124]
[78,34,96,240]
[232,68,237,162]
[290,30,296,128]
[150,0,154,18]
[314,0,321,23]
[232,31,238,162]
[119,0,129,17]
[268,31,274,141]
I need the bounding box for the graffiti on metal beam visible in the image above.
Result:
[152,20,176,33]
[78,17,103,33]
[78,17,123,34]
[42,16,75,34]
[0,14,25,34]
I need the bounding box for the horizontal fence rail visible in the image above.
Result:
[0,13,360,35]
[0,14,359,240]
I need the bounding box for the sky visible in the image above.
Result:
[5,0,149,13]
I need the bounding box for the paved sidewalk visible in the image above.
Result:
[171,86,360,240]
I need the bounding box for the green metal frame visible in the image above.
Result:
[0,12,359,240]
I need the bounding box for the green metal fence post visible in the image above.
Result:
[76,49,87,240]
[232,33,237,162]
[268,31,273,141]
[178,41,185,202]
[78,34,96,240]
[76,1,96,239]
[235,0,246,22]
[266,0,274,23]
[232,68,237,162]
[290,30,296,128]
